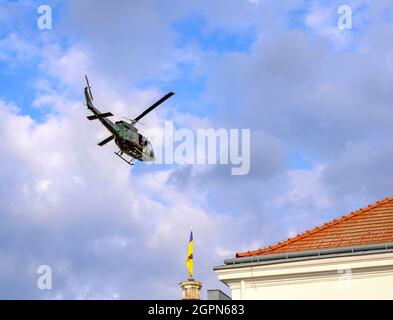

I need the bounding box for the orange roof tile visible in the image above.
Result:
[236,196,393,257]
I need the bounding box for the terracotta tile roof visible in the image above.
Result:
[236,196,393,258]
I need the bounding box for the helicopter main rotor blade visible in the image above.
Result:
[132,92,174,124]
[98,135,114,146]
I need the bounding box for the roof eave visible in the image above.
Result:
[214,242,393,271]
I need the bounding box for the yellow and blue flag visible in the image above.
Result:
[186,230,194,279]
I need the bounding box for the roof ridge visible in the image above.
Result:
[236,195,393,257]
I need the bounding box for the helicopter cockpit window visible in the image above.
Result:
[139,135,148,146]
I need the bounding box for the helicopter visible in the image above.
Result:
[83,75,174,165]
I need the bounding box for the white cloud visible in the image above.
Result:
[285,165,331,209]
[304,4,351,48]
[0,33,38,65]
[42,45,92,88]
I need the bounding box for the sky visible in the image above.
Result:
[0,0,393,299]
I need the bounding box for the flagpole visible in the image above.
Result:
[180,228,202,300]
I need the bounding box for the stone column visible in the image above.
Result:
[180,279,203,300]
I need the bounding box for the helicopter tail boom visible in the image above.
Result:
[84,87,94,109]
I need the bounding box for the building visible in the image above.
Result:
[214,196,393,299]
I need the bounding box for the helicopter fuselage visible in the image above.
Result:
[114,121,155,161]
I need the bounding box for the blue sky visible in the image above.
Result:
[1,0,393,299]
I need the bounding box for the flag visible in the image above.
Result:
[186,230,193,279]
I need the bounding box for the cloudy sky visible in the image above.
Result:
[1,0,393,299]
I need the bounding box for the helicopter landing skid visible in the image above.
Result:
[114,151,135,166]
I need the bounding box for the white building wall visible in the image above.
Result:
[215,252,393,300]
